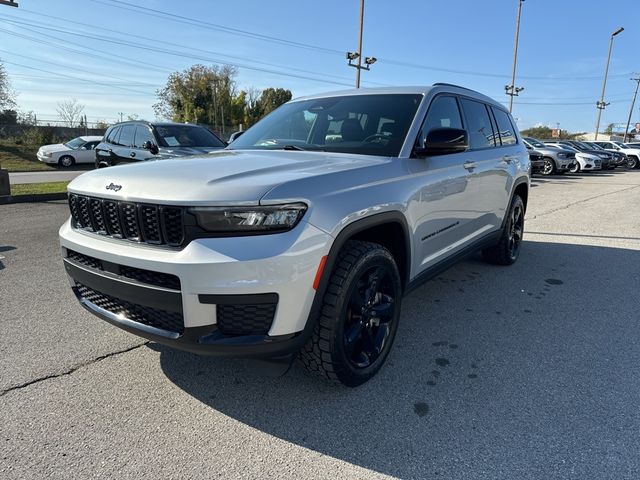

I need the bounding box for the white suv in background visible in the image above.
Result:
[59,84,530,386]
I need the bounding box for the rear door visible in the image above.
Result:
[114,124,136,164]
[76,140,99,164]
[95,126,120,167]
[489,106,521,221]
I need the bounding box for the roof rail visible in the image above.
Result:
[432,82,477,92]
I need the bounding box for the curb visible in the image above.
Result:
[0,192,68,205]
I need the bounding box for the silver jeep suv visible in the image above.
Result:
[59,84,530,386]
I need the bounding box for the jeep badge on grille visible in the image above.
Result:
[106,183,122,192]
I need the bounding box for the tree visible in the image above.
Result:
[94,119,110,130]
[56,98,85,127]
[520,126,553,139]
[153,64,238,125]
[0,61,16,111]
[0,109,17,125]
[18,110,37,126]
[126,113,139,121]
[604,123,615,135]
[258,88,292,116]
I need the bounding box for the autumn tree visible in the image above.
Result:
[0,61,15,111]
[56,98,85,127]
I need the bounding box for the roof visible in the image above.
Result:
[291,84,503,110]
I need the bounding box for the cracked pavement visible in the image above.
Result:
[1,171,639,479]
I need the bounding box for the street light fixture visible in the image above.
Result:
[0,0,18,6]
[594,26,624,140]
[506,0,525,113]
[346,0,375,88]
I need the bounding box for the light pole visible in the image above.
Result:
[0,1,19,7]
[506,0,525,113]
[346,0,376,88]
[623,75,640,143]
[594,27,624,140]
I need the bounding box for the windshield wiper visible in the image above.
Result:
[279,145,306,151]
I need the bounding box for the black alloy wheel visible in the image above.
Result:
[507,200,524,261]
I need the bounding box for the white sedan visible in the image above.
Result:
[37,136,103,167]
[544,143,601,173]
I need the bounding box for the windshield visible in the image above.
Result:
[154,125,225,148]
[572,141,591,150]
[524,137,545,148]
[229,94,423,157]
[63,137,86,150]
[614,142,627,147]
[586,142,604,150]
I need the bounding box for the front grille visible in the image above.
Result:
[66,249,181,290]
[217,303,277,336]
[76,282,184,334]
[68,193,185,247]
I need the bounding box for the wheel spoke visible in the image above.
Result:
[373,323,390,354]
[370,296,394,318]
[361,327,376,357]
[345,321,364,346]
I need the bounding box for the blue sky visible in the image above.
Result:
[1,0,638,132]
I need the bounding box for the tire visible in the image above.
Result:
[541,158,556,176]
[627,156,639,169]
[58,155,75,168]
[569,161,580,173]
[482,194,525,266]
[299,240,402,387]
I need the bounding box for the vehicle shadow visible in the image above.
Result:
[156,240,640,479]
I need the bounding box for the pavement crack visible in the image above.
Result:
[0,342,149,397]
[527,184,640,221]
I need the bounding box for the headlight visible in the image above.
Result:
[44,151,52,157]
[190,203,307,234]
[557,153,567,158]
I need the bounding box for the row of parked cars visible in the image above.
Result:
[524,137,640,175]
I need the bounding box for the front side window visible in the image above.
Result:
[133,125,155,148]
[63,137,85,150]
[459,98,496,149]
[117,125,136,147]
[492,108,517,145]
[229,94,423,157]
[154,125,225,148]
[419,95,463,142]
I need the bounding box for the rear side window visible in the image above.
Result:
[459,98,496,149]
[420,96,463,141]
[105,126,120,144]
[492,108,517,145]
[118,125,135,147]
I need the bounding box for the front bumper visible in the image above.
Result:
[555,157,573,171]
[37,152,57,164]
[59,218,332,357]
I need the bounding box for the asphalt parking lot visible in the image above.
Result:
[1,170,639,480]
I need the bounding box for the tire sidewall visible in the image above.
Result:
[331,249,402,385]
[59,155,74,167]
[506,195,525,263]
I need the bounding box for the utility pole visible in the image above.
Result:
[595,27,624,140]
[118,112,124,123]
[0,1,19,7]
[623,75,640,143]
[505,0,525,113]
[346,0,376,88]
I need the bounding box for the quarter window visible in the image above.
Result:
[459,98,496,149]
[492,108,517,145]
[105,126,120,144]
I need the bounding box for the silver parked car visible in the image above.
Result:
[522,136,575,175]
[59,84,530,386]
[37,136,103,167]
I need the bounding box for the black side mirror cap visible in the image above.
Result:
[414,127,469,156]
[142,140,159,155]
[228,131,245,143]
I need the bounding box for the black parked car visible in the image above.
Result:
[95,121,226,168]
[529,150,545,174]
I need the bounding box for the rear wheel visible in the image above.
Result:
[58,155,75,168]
[483,194,525,266]
[299,240,402,387]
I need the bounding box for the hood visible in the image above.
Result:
[67,149,389,205]
[532,146,573,156]
[39,143,68,153]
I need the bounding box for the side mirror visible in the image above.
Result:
[228,131,245,143]
[142,140,159,155]
[414,128,468,156]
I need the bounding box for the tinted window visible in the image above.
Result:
[133,125,155,148]
[105,126,120,144]
[420,96,463,141]
[154,125,225,148]
[460,98,496,149]
[117,125,135,147]
[230,94,423,157]
[492,108,517,145]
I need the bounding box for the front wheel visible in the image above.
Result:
[299,240,402,387]
[482,194,525,266]
[569,161,580,173]
[627,156,639,169]
[541,158,556,176]
[58,155,75,168]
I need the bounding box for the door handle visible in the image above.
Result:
[502,155,514,163]
[130,152,136,158]
[463,162,476,170]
